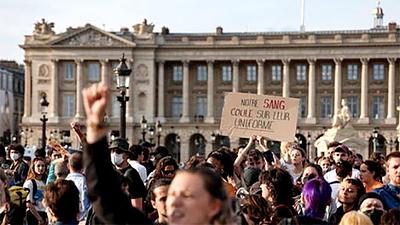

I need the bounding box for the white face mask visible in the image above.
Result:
[10,153,20,161]
[111,152,124,166]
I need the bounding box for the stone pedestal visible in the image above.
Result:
[314,125,368,159]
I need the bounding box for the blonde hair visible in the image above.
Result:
[339,211,373,225]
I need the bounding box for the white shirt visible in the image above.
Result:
[128,160,147,183]
[23,179,46,212]
[66,172,91,221]
[324,168,360,183]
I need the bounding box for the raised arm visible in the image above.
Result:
[82,83,150,225]
[233,136,255,168]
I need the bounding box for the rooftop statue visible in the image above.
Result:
[133,19,154,35]
[34,18,55,35]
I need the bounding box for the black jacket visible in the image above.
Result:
[84,137,151,225]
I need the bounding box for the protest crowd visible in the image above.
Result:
[0,82,399,225]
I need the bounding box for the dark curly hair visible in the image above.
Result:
[240,194,273,225]
[207,149,234,179]
[259,168,295,207]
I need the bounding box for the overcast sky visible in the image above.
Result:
[1,0,399,63]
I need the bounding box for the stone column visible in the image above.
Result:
[386,58,396,124]
[306,58,316,123]
[397,102,400,152]
[257,59,265,95]
[232,60,239,92]
[100,59,112,117]
[100,59,109,85]
[180,61,190,123]
[282,59,290,97]
[75,59,84,118]
[126,59,134,120]
[50,59,59,118]
[359,58,369,124]
[157,61,166,122]
[205,60,215,123]
[333,58,342,116]
[23,60,32,119]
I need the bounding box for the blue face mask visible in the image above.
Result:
[111,152,124,166]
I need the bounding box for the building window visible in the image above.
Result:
[372,96,385,119]
[172,96,182,118]
[197,65,207,81]
[196,96,207,117]
[347,96,359,117]
[347,64,358,80]
[321,64,332,81]
[111,94,120,118]
[7,76,12,91]
[299,96,307,118]
[271,65,281,81]
[64,62,74,80]
[221,65,232,82]
[62,95,75,117]
[296,64,307,81]
[88,63,100,81]
[373,64,384,80]
[0,73,4,90]
[246,65,257,82]
[173,66,183,82]
[320,96,332,118]
[2,73,8,90]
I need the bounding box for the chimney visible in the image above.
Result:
[388,22,397,32]
[216,26,223,35]
[120,27,129,33]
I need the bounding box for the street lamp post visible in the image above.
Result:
[141,115,147,142]
[149,126,155,144]
[372,127,379,153]
[40,93,49,150]
[114,54,132,139]
[307,133,312,160]
[20,128,33,147]
[156,120,162,146]
[211,132,216,151]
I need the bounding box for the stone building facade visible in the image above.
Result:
[21,16,400,161]
[0,61,24,145]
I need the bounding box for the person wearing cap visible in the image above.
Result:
[109,138,147,211]
[81,83,151,225]
[324,144,360,183]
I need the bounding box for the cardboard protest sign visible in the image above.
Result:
[219,92,299,142]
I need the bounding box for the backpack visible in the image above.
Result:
[7,186,30,207]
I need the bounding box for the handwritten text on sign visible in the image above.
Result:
[219,92,299,142]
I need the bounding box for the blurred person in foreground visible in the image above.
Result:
[43,179,80,225]
[166,166,236,225]
[339,210,373,225]
[81,82,151,224]
[380,208,400,225]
